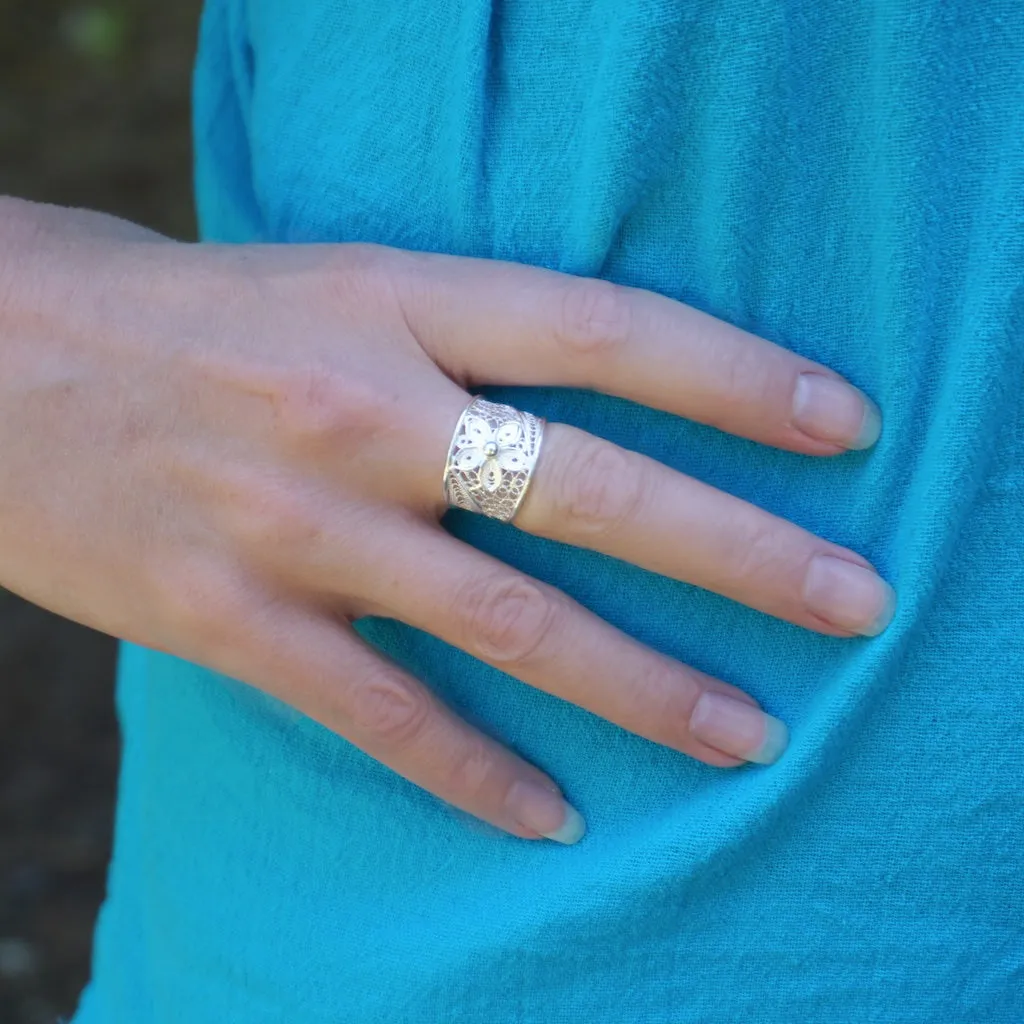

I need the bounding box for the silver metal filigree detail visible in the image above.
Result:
[442,397,546,523]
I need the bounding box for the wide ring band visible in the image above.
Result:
[442,397,546,523]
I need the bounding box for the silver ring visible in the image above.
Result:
[442,397,546,523]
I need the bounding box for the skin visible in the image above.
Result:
[0,196,894,844]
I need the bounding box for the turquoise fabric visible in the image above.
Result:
[73,2,1024,1021]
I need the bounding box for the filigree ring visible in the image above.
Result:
[442,397,546,523]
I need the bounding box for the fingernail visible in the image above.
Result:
[689,691,790,765]
[505,781,586,844]
[792,373,882,450]
[804,554,896,636]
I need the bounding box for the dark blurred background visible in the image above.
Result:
[0,3,202,1021]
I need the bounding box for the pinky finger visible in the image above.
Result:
[198,597,587,845]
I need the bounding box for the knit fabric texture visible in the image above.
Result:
[73,1,1023,1021]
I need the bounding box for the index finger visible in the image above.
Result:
[390,250,881,455]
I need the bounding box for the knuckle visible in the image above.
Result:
[346,668,432,745]
[272,365,390,451]
[363,247,449,360]
[620,654,704,749]
[715,343,770,405]
[720,518,786,587]
[150,555,252,651]
[228,474,323,556]
[321,243,402,310]
[385,247,437,318]
[457,574,561,666]
[638,661,693,737]
[556,278,633,359]
[556,439,647,536]
[441,738,497,800]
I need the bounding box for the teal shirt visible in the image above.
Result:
[75,2,1024,1021]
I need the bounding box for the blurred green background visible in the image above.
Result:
[0,2,202,1021]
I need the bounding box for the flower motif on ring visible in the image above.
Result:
[453,415,527,493]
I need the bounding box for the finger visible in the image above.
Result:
[514,423,896,638]
[392,250,880,455]
[191,591,588,845]
[352,517,788,769]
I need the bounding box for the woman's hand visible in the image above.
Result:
[0,198,893,843]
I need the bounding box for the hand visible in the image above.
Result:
[0,198,893,843]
